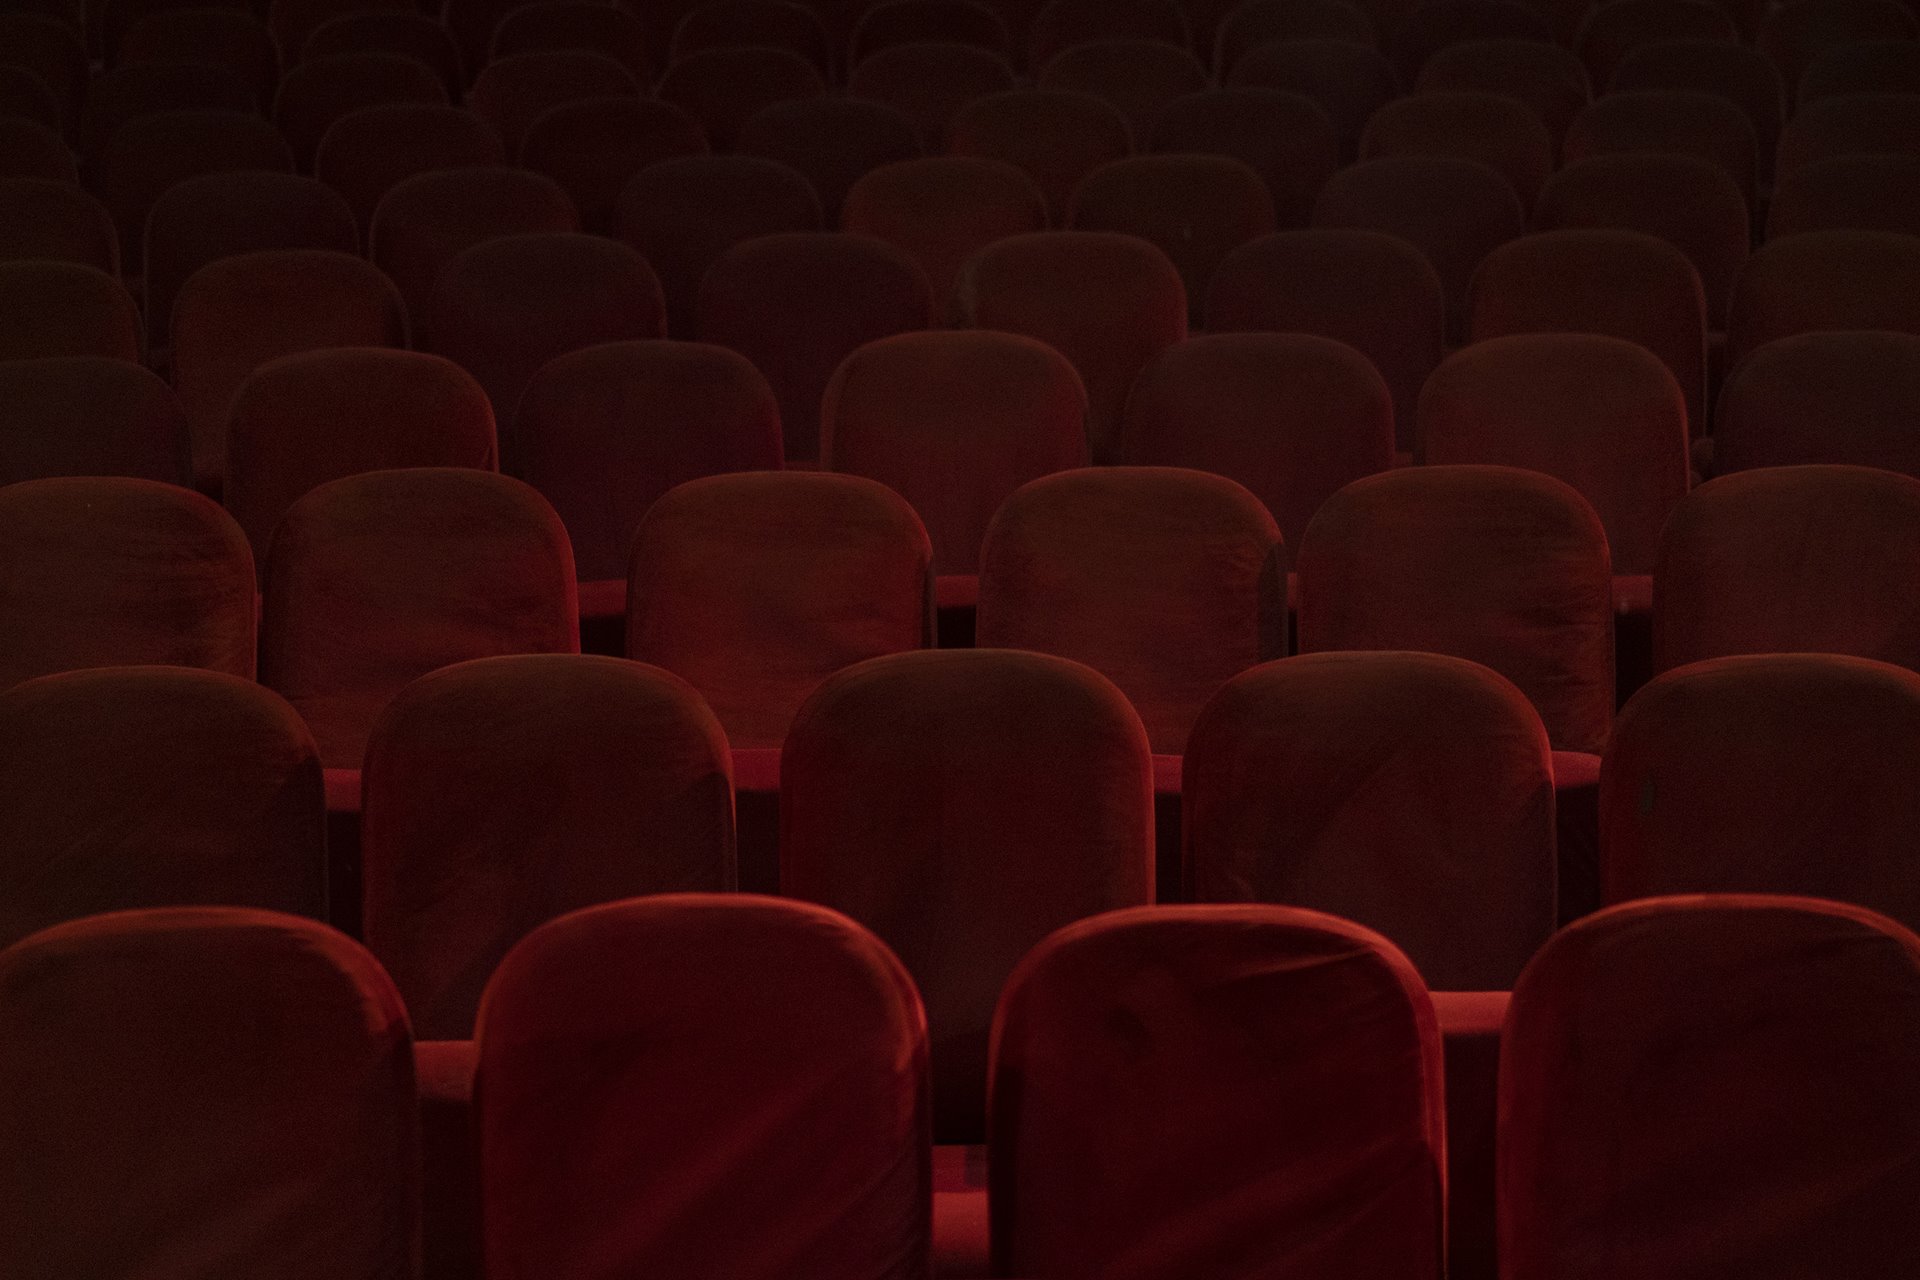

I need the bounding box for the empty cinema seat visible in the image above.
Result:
[1227,39,1399,160]
[1759,0,1919,89]
[990,905,1445,1280]
[654,46,827,151]
[362,655,736,1039]
[1359,91,1555,208]
[1767,153,1920,240]
[1727,229,1920,366]
[946,88,1134,222]
[1576,0,1738,88]
[312,104,507,238]
[849,0,1014,62]
[669,0,831,72]
[115,8,279,105]
[1712,331,1920,476]
[517,97,707,235]
[1775,92,1920,183]
[488,1,652,79]
[1799,37,1920,100]
[1026,0,1190,68]
[1607,41,1784,180]
[0,908,417,1280]
[0,356,188,485]
[299,12,462,93]
[1414,37,1591,137]
[844,41,1019,152]
[1562,88,1761,207]
[1213,0,1377,76]
[841,156,1049,307]
[271,51,448,171]
[1036,38,1210,146]
[467,50,640,159]
[0,118,75,185]
[736,97,923,225]
[1146,88,1340,228]
[0,261,140,364]
[475,895,929,1279]
[0,176,118,273]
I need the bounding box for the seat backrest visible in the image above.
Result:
[313,103,507,237]
[654,45,827,149]
[1775,90,1920,180]
[1563,87,1760,204]
[1728,229,1920,375]
[1360,89,1555,207]
[1608,40,1783,176]
[845,40,1018,151]
[1227,39,1406,158]
[271,50,449,170]
[1415,36,1592,136]
[518,96,707,235]
[1714,330,1920,476]
[1146,88,1340,227]
[1037,37,1210,146]
[735,96,923,224]
[946,88,1133,222]
[468,49,640,157]
[0,356,187,485]
[1768,152,1920,240]
[0,260,140,363]
[842,156,1048,307]
[0,177,117,273]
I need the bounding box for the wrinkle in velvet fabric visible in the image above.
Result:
[475,895,932,1280]
[1297,465,1615,754]
[0,908,418,1280]
[975,466,1286,754]
[1652,465,1920,673]
[1500,895,1920,1280]
[361,654,737,1039]
[1185,651,1557,990]
[1713,330,1920,477]
[842,157,1049,310]
[0,355,190,485]
[781,649,1154,1142]
[626,471,933,749]
[260,468,579,769]
[0,476,256,688]
[989,904,1447,1280]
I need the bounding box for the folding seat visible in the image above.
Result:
[1036,38,1209,146]
[0,176,114,271]
[1562,88,1760,207]
[783,648,1151,1141]
[260,468,577,770]
[1360,91,1556,207]
[313,102,505,238]
[0,116,74,184]
[87,108,294,272]
[697,232,931,463]
[1575,0,1738,89]
[0,356,185,484]
[670,0,830,72]
[1206,229,1443,454]
[1608,40,1784,180]
[947,88,1132,223]
[518,97,705,234]
[841,156,1047,305]
[844,40,1018,150]
[300,12,463,94]
[1726,229,1920,366]
[489,1,652,80]
[654,46,827,151]
[1119,332,1394,550]
[0,261,139,363]
[114,8,279,105]
[0,908,417,1280]
[466,50,639,159]
[990,905,1446,1279]
[0,668,326,943]
[1297,465,1615,754]
[1067,156,1276,323]
[1312,155,1527,337]
[1775,92,1920,181]
[0,14,84,131]
[1714,331,1920,476]
[0,65,64,134]
[1501,896,1920,1280]
[1769,152,1920,239]
[1227,39,1400,159]
[1467,229,1708,436]
[822,329,1085,609]
[271,51,447,170]
[363,656,734,1039]
[1759,0,1917,93]
[476,895,930,1279]
[1800,38,1920,101]
[627,472,933,752]
[1147,89,1339,227]
[976,467,1286,761]
[850,0,1013,62]
[368,166,577,337]
[735,98,922,224]
[0,477,255,688]
[1654,465,1920,673]
[614,155,822,340]
[1535,154,1749,330]
[143,171,359,357]
[1213,0,1376,77]
[78,63,259,163]
[1384,0,1553,86]
[1416,39,1592,140]
[1025,0,1189,69]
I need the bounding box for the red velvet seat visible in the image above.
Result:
[952,230,1185,463]
[1800,37,1920,101]
[669,0,831,73]
[845,40,1018,150]
[313,103,505,238]
[1207,229,1445,453]
[489,1,652,80]
[1213,0,1376,77]
[0,261,139,363]
[0,356,187,484]
[1654,465,1920,673]
[0,117,77,184]
[1608,40,1783,181]
[1576,0,1738,88]
[300,12,463,95]
[1416,38,1589,136]
[468,50,640,158]
[0,476,253,687]
[0,908,416,1280]
[654,46,827,150]
[0,66,62,136]
[1147,89,1340,227]
[116,8,279,106]
[1037,38,1208,146]
[1726,228,1920,366]
[1775,91,1920,181]
[476,894,930,1280]
[1227,38,1399,159]
[1500,895,1920,1280]
[1025,0,1189,69]
[1384,0,1551,82]
[947,88,1132,226]
[78,62,258,163]
[0,14,83,129]
[0,668,325,946]
[1759,0,1917,91]
[736,97,922,224]
[272,51,445,172]
[518,96,705,234]
[1565,90,1760,207]
[363,655,735,1039]
[1768,152,1920,239]
[0,177,115,272]
[1714,331,1920,476]
[783,648,1153,1141]
[697,232,932,463]
[259,467,578,770]
[990,905,1445,1279]
[1120,332,1394,551]
[1360,90,1555,207]
[269,0,414,62]
[627,471,932,751]
[842,157,1046,306]
[851,0,1012,62]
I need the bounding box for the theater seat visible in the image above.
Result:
[517,97,706,235]
[841,156,1048,307]
[0,176,117,273]
[1727,228,1920,365]
[312,103,506,239]
[845,40,1018,151]
[1712,331,1920,476]
[1227,39,1399,160]
[0,261,140,364]
[946,88,1133,224]
[1146,89,1340,227]
[0,356,187,485]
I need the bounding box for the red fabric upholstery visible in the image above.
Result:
[362,654,735,1038]
[1801,37,1920,100]
[270,0,414,60]
[1653,465,1920,672]
[989,904,1445,1280]
[517,97,706,235]
[627,471,932,748]
[259,468,578,768]
[0,667,324,947]
[738,97,923,225]
[1227,39,1399,159]
[0,477,254,687]
[0,907,417,1280]
[1759,0,1917,87]
[116,9,279,106]
[0,117,75,184]
[1037,38,1208,146]
[1433,989,1509,1280]
[226,347,497,569]
[850,0,1014,62]
[782,649,1154,1141]
[842,157,1048,307]
[1419,334,1689,574]
[655,46,827,150]
[1500,895,1920,1280]
[312,104,507,238]
[946,88,1132,223]
[1577,0,1738,88]
[1147,88,1340,227]
[1298,465,1615,753]
[300,12,462,94]
[1727,228,1920,365]
[173,249,408,492]
[1214,0,1377,77]
[1026,0,1189,67]
[1361,90,1555,207]
[468,50,639,158]
[513,339,783,583]
[0,15,83,129]
[272,51,447,170]
[977,467,1285,753]
[1562,88,1760,206]
[823,329,1086,580]
[488,2,652,80]
[845,41,1017,151]
[1608,43,1783,180]
[1415,38,1592,137]
[0,356,188,485]
[1603,654,1920,930]
[697,232,933,463]
[0,62,64,137]
[1207,229,1444,451]
[1768,152,1920,239]
[0,176,117,273]
[952,230,1185,463]
[0,261,138,363]
[1185,652,1556,989]
[669,0,832,72]
[1384,0,1553,84]
[614,155,824,340]
[1775,91,1920,182]
[1714,331,1920,476]
[78,62,256,161]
